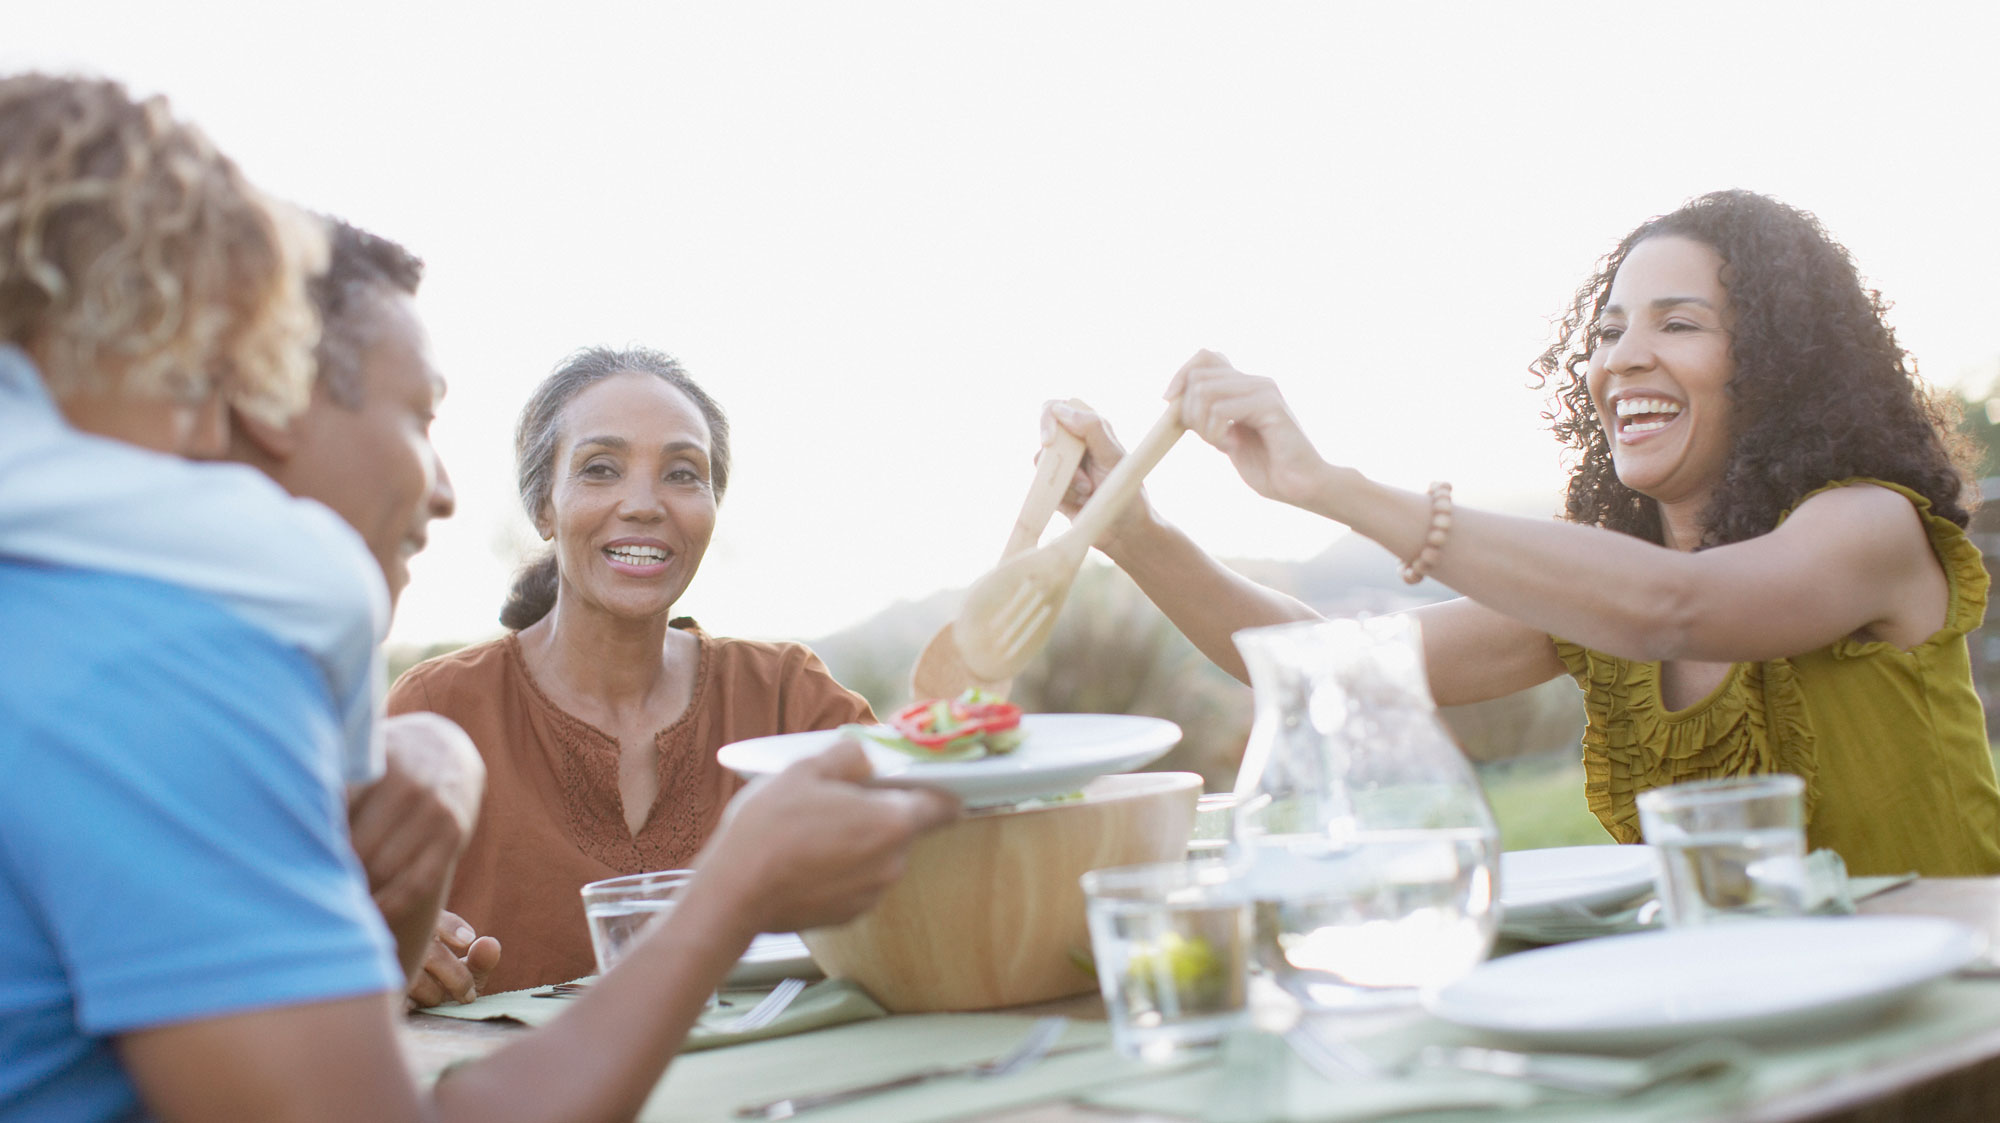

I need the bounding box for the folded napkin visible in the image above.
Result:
[1499,850,1916,945]
[421,977,885,1051]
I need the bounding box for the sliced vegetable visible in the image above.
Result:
[843,689,1026,761]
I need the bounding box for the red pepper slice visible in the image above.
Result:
[956,701,1021,733]
[889,696,1023,751]
[890,701,961,748]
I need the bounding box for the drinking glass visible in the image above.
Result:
[1229,616,1500,1011]
[580,868,694,974]
[1637,775,1808,926]
[1081,860,1251,1063]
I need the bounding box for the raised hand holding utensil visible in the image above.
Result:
[951,400,1184,683]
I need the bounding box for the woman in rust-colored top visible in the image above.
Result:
[388,346,872,994]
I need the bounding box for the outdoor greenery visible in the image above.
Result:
[1957,379,2000,479]
[1479,754,1609,851]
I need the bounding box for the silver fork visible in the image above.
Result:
[719,977,807,1034]
[734,1015,1071,1119]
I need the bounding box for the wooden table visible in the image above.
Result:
[1751,877,2000,1123]
[403,878,2000,1123]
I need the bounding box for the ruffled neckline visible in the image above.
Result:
[1557,643,1819,844]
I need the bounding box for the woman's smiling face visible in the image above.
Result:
[541,371,718,622]
[1586,235,1737,511]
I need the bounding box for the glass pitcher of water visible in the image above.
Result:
[1229,615,1499,1010]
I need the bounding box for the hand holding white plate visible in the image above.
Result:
[717,713,1181,807]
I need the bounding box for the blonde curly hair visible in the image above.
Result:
[0,73,324,425]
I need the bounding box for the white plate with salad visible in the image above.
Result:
[717,703,1182,807]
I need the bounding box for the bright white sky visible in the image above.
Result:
[11,2,2000,646]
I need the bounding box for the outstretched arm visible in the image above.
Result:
[1169,352,1947,666]
[1044,399,1565,703]
[121,743,958,1123]
[432,742,959,1122]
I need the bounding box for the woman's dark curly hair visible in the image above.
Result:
[1533,189,1977,546]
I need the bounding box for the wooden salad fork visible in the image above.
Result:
[952,400,1184,683]
[907,402,1089,701]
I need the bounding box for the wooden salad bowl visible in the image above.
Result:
[801,770,1202,1013]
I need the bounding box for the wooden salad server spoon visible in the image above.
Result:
[951,399,1185,683]
[907,402,1089,701]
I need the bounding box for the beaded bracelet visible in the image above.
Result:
[1398,481,1453,585]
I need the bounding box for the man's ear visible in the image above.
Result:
[229,402,301,465]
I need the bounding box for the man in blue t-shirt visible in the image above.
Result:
[1,74,958,1122]
[0,216,490,1009]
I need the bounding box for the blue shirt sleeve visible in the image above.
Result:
[0,565,400,1035]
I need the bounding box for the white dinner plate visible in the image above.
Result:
[726,932,821,988]
[1425,916,1984,1050]
[1498,845,1659,920]
[717,713,1182,806]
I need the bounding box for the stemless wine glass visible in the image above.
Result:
[1638,775,1809,926]
[1081,860,1252,1063]
[580,868,719,1005]
[1229,615,1500,1011]
[580,869,695,975]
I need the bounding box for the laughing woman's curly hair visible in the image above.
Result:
[0,73,323,424]
[1533,189,1977,547]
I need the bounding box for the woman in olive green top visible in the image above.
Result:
[1048,190,2000,876]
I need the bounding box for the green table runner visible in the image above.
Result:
[1085,976,2000,1122]
[426,976,2000,1121]
[420,887,1978,1122]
